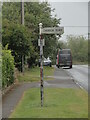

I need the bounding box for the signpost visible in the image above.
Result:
[39,23,44,107]
[41,27,64,34]
[39,23,64,107]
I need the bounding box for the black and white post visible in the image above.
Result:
[39,23,44,107]
[39,24,64,107]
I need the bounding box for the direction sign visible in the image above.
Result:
[41,27,64,34]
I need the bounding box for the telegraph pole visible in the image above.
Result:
[39,23,44,107]
[21,0,24,25]
[21,0,24,73]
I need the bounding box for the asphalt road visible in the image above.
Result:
[64,65,88,91]
[2,66,79,118]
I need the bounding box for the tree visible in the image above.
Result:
[2,20,32,71]
[67,35,88,63]
[57,41,67,50]
[2,2,62,66]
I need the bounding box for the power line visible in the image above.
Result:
[60,26,88,27]
[61,33,88,36]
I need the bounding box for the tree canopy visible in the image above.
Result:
[2,2,61,68]
[67,35,88,62]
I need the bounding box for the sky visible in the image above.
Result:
[49,2,88,41]
[39,0,88,41]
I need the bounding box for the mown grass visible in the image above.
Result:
[17,66,55,82]
[10,88,88,118]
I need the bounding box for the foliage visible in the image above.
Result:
[2,2,21,24]
[3,20,31,55]
[57,41,67,50]
[2,19,33,71]
[24,2,60,59]
[2,46,14,88]
[27,46,39,68]
[17,66,54,82]
[2,2,61,67]
[0,43,2,88]
[67,36,88,63]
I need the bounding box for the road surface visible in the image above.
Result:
[64,65,88,91]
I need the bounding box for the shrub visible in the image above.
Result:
[2,49,14,88]
[0,44,2,88]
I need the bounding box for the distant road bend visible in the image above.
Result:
[65,65,88,91]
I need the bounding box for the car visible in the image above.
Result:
[39,57,52,67]
[43,57,52,67]
[56,49,72,68]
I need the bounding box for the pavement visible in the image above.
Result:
[2,67,79,118]
[2,82,39,118]
[44,67,79,88]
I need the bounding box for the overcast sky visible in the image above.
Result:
[49,2,88,41]
[39,1,88,41]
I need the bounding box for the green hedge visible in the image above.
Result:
[2,49,14,88]
[0,44,2,88]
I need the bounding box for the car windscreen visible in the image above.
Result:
[60,50,71,54]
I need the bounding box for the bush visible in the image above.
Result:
[2,21,32,72]
[2,49,14,88]
[67,36,88,63]
[0,44,2,88]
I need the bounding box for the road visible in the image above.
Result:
[64,65,88,91]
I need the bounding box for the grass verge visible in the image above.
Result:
[10,88,88,118]
[17,66,54,82]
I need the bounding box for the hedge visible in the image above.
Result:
[2,49,14,88]
[0,44,2,89]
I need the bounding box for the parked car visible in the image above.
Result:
[39,57,52,67]
[56,49,72,68]
[43,57,52,67]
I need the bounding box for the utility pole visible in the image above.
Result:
[21,0,24,73]
[39,23,44,107]
[21,0,24,25]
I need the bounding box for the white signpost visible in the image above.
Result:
[41,27,64,34]
[39,23,64,107]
